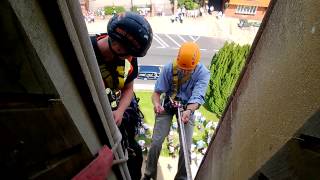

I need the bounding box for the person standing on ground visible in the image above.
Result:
[210,5,214,15]
[90,11,153,180]
[143,42,210,180]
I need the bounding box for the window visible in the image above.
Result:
[236,5,257,15]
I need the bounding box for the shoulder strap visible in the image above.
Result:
[171,60,179,100]
[96,33,108,41]
[171,60,191,100]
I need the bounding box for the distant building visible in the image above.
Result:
[223,0,270,20]
[79,0,173,16]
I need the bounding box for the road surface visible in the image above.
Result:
[139,33,226,67]
[134,33,226,90]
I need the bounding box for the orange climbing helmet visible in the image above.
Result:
[176,42,201,70]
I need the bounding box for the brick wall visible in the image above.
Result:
[224,5,267,21]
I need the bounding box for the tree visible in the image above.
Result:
[177,0,199,10]
[205,42,250,117]
[84,0,89,11]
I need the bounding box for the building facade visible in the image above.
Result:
[223,0,270,20]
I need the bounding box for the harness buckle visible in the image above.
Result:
[106,88,120,110]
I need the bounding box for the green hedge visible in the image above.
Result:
[178,0,199,10]
[205,42,251,117]
[104,6,125,15]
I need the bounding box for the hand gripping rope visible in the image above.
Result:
[170,97,192,180]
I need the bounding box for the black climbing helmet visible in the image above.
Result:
[107,12,153,57]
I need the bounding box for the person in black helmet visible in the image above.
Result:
[91,11,152,124]
[90,12,153,180]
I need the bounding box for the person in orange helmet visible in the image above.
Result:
[143,42,210,180]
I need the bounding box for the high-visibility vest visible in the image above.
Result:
[99,58,133,91]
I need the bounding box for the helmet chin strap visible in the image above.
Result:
[108,38,119,58]
[108,38,131,59]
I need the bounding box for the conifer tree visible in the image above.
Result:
[205,42,250,117]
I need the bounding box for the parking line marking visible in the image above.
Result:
[188,35,195,41]
[170,47,206,51]
[154,34,169,47]
[165,34,181,48]
[153,35,166,48]
[194,36,200,42]
[188,35,200,42]
[177,34,186,42]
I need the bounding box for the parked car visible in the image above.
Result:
[238,19,261,28]
[138,65,161,80]
[238,19,251,28]
[251,22,261,27]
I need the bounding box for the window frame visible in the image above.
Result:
[235,5,258,15]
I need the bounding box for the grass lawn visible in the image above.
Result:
[135,91,219,126]
[135,91,155,126]
[198,106,219,122]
